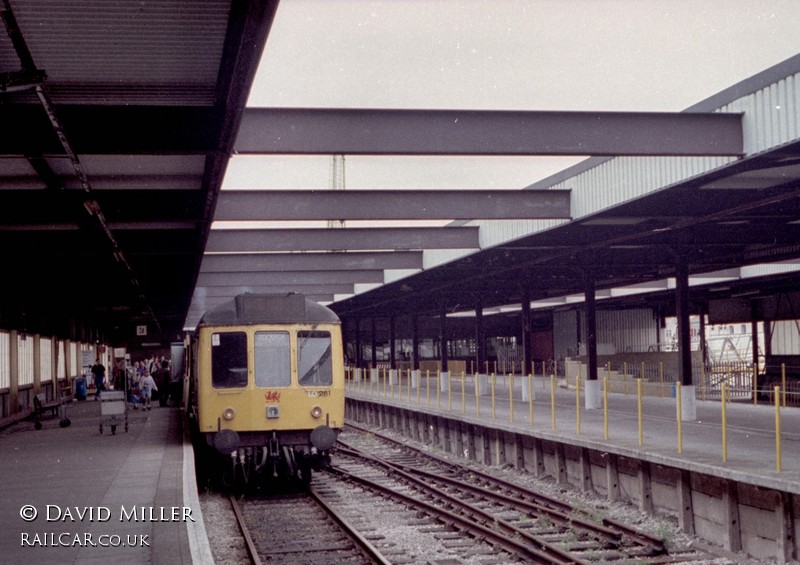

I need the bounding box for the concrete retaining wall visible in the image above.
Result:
[346,398,798,562]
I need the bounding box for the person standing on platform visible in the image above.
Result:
[91,358,106,400]
[154,360,171,407]
[139,370,158,411]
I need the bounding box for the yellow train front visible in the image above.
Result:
[190,293,344,487]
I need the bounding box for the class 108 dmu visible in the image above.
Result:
[184,293,344,487]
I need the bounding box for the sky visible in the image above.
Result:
[222,0,800,196]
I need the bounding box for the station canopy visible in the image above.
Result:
[3,1,800,343]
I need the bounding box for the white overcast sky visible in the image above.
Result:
[222,0,800,193]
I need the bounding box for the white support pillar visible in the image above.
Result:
[680,385,697,421]
[584,379,602,410]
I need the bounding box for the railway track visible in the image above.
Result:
[334,423,721,564]
[228,490,387,564]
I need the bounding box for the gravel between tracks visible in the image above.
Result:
[198,426,795,565]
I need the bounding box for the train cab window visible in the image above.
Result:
[211,332,248,388]
[254,332,291,387]
[298,331,333,386]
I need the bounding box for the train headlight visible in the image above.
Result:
[222,407,236,421]
[310,405,323,419]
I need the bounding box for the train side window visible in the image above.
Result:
[298,331,332,386]
[211,332,248,388]
[254,332,291,388]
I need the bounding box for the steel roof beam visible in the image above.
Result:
[192,286,346,298]
[206,227,480,252]
[215,189,571,220]
[236,108,743,157]
[200,251,423,272]
[196,270,384,286]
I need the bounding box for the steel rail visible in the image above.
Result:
[307,485,392,565]
[228,494,263,565]
[344,421,667,552]
[327,462,586,565]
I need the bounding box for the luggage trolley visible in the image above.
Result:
[99,390,128,435]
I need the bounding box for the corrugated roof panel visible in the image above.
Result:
[7,0,230,105]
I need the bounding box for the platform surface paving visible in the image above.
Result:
[0,397,208,565]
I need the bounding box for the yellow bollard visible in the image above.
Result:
[753,366,758,406]
[407,368,411,401]
[476,374,481,417]
[447,372,452,411]
[383,368,387,398]
[623,362,628,395]
[603,376,609,440]
[509,373,514,423]
[461,371,466,415]
[542,360,546,377]
[491,373,496,420]
[528,374,534,426]
[416,369,421,405]
[782,363,787,408]
[722,382,728,463]
[426,369,430,406]
[775,385,782,473]
[659,362,664,399]
[641,362,646,384]
[676,382,683,454]
[550,374,556,431]
[701,363,706,401]
[575,375,581,435]
[637,379,643,446]
[436,370,441,409]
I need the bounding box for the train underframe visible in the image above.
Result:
[203,426,338,488]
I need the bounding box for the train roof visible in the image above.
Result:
[197,293,340,326]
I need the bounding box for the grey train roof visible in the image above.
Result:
[198,294,340,326]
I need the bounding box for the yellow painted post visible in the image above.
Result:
[493,360,497,374]
[491,373,496,420]
[701,363,706,401]
[637,379,643,446]
[436,370,441,409]
[426,369,430,406]
[659,362,664,399]
[476,374,481,417]
[390,367,395,400]
[550,374,556,431]
[416,369,421,405]
[509,373,514,423]
[447,372,452,411]
[470,360,474,375]
[383,367,387,398]
[641,362,646,385]
[722,382,728,463]
[542,360,546,377]
[676,382,683,454]
[461,371,466,414]
[782,363,787,408]
[528,374,534,426]
[407,368,411,401]
[775,385,782,473]
[603,376,609,440]
[753,365,758,406]
[575,374,581,435]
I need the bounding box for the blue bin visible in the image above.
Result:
[75,376,87,401]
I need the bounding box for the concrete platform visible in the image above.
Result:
[345,375,800,562]
[0,397,212,565]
